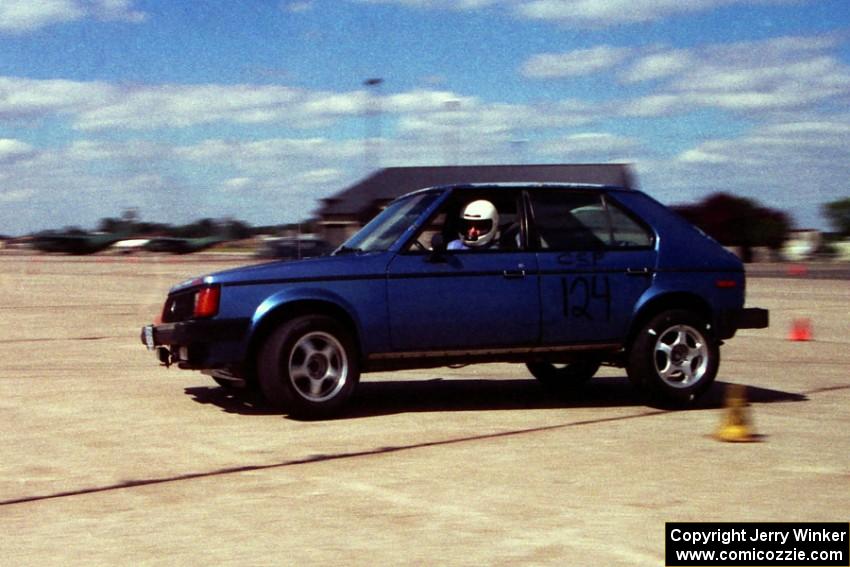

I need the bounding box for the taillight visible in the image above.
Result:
[715,279,737,289]
[193,285,220,318]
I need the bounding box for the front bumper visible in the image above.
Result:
[140,318,250,369]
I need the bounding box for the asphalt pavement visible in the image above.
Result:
[0,254,847,566]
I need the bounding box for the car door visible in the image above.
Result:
[385,190,540,352]
[528,189,657,345]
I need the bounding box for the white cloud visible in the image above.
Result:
[618,94,689,117]
[521,46,632,78]
[514,0,797,27]
[353,0,499,9]
[92,0,145,22]
[0,188,34,203]
[385,90,477,114]
[517,0,709,25]
[295,168,344,185]
[618,34,850,117]
[75,84,309,130]
[66,139,168,162]
[0,139,36,163]
[678,147,734,165]
[0,0,145,33]
[761,121,850,138]
[0,75,612,142]
[621,50,693,83]
[395,98,603,140]
[0,77,499,132]
[0,77,115,121]
[0,77,366,131]
[221,177,256,191]
[0,0,83,33]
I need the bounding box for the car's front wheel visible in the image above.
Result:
[627,309,718,405]
[526,360,600,387]
[258,315,359,419]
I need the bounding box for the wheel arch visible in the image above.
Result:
[243,298,362,383]
[627,292,714,350]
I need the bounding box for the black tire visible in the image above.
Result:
[257,315,359,419]
[526,360,600,386]
[626,309,719,406]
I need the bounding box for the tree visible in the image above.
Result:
[97,217,125,233]
[673,193,792,262]
[822,198,850,237]
[224,219,252,240]
[96,208,142,233]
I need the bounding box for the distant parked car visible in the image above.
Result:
[255,236,333,260]
[142,183,768,419]
[142,235,230,255]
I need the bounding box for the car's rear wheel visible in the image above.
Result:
[526,360,600,386]
[627,309,718,405]
[258,315,359,419]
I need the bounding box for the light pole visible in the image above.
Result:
[363,78,383,173]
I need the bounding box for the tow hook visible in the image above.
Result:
[156,347,172,368]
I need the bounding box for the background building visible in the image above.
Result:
[315,164,635,245]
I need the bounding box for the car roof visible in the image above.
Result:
[401,182,630,199]
[448,182,625,190]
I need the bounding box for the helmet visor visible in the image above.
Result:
[463,219,493,241]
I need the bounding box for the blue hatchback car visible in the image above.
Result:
[142,183,768,419]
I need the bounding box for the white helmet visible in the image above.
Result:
[459,200,499,248]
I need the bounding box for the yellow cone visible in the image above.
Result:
[715,384,759,442]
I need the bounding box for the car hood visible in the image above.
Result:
[172,252,392,292]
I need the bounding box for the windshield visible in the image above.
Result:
[336,191,441,253]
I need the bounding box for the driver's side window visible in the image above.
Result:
[406,192,521,252]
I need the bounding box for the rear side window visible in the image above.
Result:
[607,203,653,248]
[528,191,653,251]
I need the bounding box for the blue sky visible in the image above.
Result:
[1,0,849,235]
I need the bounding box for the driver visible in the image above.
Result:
[448,200,500,250]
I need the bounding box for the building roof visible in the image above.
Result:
[317,164,636,218]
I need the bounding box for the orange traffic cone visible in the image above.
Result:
[715,384,759,443]
[788,318,812,341]
[787,264,808,277]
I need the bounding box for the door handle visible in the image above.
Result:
[502,269,526,279]
[626,267,652,276]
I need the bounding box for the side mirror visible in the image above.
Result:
[428,233,448,262]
